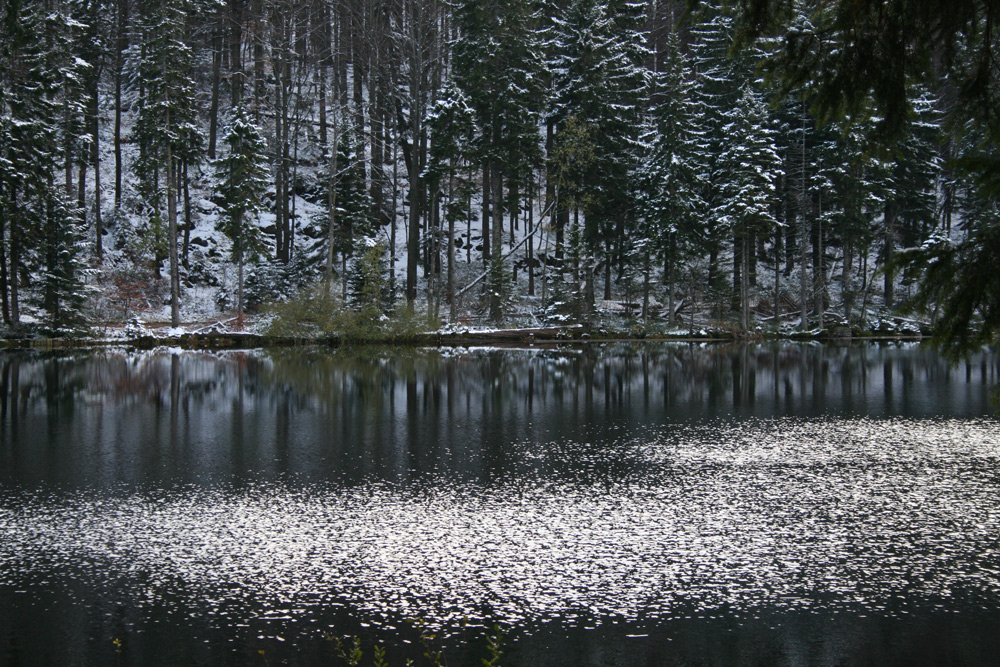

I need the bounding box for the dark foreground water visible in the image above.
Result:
[1,342,999,666]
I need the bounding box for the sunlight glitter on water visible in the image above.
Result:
[2,417,999,635]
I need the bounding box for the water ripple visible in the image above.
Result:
[2,417,999,634]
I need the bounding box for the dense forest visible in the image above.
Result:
[0,0,997,342]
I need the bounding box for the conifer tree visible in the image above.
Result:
[427,82,477,318]
[454,0,544,322]
[130,0,199,326]
[1,0,88,329]
[215,105,269,325]
[329,122,376,295]
[636,29,703,324]
[717,85,782,330]
[547,0,647,299]
[687,2,743,294]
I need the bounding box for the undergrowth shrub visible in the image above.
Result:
[265,281,436,341]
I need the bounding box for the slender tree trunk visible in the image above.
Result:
[10,210,20,324]
[114,0,127,207]
[182,161,192,268]
[604,237,611,301]
[0,189,8,324]
[448,171,456,320]
[208,28,222,159]
[481,161,491,261]
[325,128,339,284]
[252,0,265,116]
[884,202,896,309]
[814,197,824,329]
[229,0,243,107]
[318,64,328,156]
[168,148,180,327]
[799,113,809,330]
[741,232,750,331]
[842,238,854,324]
[236,219,244,326]
[642,247,650,321]
[799,211,809,329]
[667,235,676,327]
[390,138,397,292]
[114,68,122,207]
[91,81,103,263]
[489,164,504,322]
[774,230,781,321]
[527,177,534,297]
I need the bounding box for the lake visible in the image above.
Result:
[2,342,999,665]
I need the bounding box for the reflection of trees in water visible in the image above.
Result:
[0,343,996,486]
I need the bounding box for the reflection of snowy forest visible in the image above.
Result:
[0,0,976,335]
[3,345,996,484]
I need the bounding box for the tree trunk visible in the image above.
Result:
[799,113,809,330]
[481,161,491,261]
[208,27,222,159]
[325,128,339,284]
[842,238,854,324]
[236,216,244,326]
[489,164,504,322]
[91,80,103,263]
[252,0,265,116]
[168,148,180,327]
[814,198,824,329]
[0,188,9,324]
[741,232,750,331]
[182,161,192,268]
[604,237,611,301]
[448,172,456,320]
[10,206,20,324]
[114,0,128,207]
[799,210,809,330]
[642,247,650,321]
[229,0,243,107]
[667,235,676,327]
[527,177,534,297]
[884,202,896,309]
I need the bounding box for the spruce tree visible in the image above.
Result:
[330,122,376,293]
[636,29,703,324]
[427,82,477,319]
[547,0,647,300]
[454,0,544,322]
[130,0,199,326]
[0,0,88,329]
[214,105,269,326]
[717,85,782,330]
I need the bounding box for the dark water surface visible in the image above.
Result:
[1,342,999,665]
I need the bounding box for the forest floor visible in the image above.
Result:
[0,306,929,350]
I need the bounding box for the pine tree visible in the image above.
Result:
[214,105,269,326]
[688,1,759,296]
[331,122,375,291]
[0,0,88,329]
[547,0,647,300]
[427,81,477,319]
[810,120,883,326]
[717,85,782,330]
[881,87,941,309]
[347,236,394,318]
[454,0,544,322]
[636,29,703,324]
[129,0,200,326]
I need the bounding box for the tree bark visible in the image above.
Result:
[884,202,896,309]
[90,80,103,263]
[208,27,222,159]
[168,147,180,327]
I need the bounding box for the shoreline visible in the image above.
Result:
[0,326,929,351]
